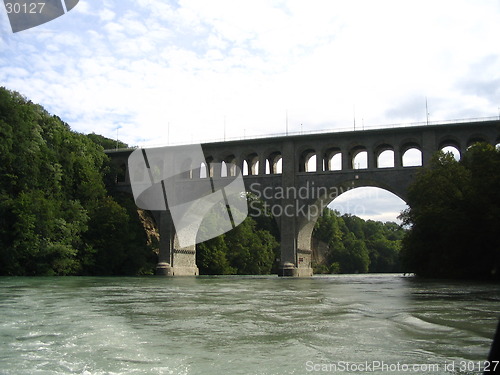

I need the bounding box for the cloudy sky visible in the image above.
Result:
[2,0,499,222]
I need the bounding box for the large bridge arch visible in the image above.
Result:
[291,173,410,274]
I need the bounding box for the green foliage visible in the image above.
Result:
[225,218,278,275]
[86,132,128,150]
[0,87,155,276]
[197,236,236,275]
[313,208,405,274]
[400,144,500,280]
[196,214,279,276]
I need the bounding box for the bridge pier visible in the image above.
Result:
[154,211,199,276]
[277,141,314,277]
[277,216,313,277]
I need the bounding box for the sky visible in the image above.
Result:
[1,0,500,222]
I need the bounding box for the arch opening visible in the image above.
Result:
[205,157,214,178]
[268,152,283,174]
[224,155,237,177]
[299,149,317,172]
[328,186,407,223]
[116,163,127,183]
[402,148,422,167]
[325,148,342,171]
[441,145,461,161]
[352,150,367,169]
[307,155,317,172]
[467,136,488,148]
[302,185,408,275]
[275,157,282,174]
[221,161,228,177]
[199,162,208,178]
[246,154,259,175]
[242,160,249,176]
[377,150,395,168]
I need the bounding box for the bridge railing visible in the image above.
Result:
[105,116,500,152]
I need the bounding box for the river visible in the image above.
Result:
[0,274,499,375]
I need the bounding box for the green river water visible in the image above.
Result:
[0,274,499,375]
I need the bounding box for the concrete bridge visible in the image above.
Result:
[105,119,500,277]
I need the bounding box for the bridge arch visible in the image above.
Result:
[439,136,462,160]
[116,162,127,183]
[400,139,421,153]
[244,153,259,175]
[293,175,409,273]
[323,147,342,171]
[438,135,462,150]
[375,143,395,168]
[349,145,368,169]
[267,151,283,174]
[220,161,228,177]
[199,162,208,178]
[466,134,489,147]
[299,148,317,172]
[223,155,237,177]
[205,156,214,177]
[400,141,422,167]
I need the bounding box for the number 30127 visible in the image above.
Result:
[5,2,46,14]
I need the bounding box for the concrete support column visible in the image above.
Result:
[279,214,298,276]
[422,130,436,167]
[156,211,174,276]
[367,147,376,169]
[296,218,314,277]
[124,159,130,184]
[212,162,222,178]
[394,148,402,168]
[155,210,199,276]
[316,152,323,173]
[171,237,199,276]
[279,140,301,276]
[259,154,267,175]
[342,150,350,170]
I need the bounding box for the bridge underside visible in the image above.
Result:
[116,168,417,277]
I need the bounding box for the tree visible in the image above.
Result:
[400,144,500,279]
[196,215,279,275]
[0,87,155,276]
[86,132,128,150]
[312,208,405,274]
[197,236,235,275]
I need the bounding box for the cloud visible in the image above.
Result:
[2,0,499,222]
[1,0,499,147]
[329,187,407,223]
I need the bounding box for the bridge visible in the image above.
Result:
[105,119,500,277]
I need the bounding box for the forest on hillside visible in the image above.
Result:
[0,87,156,276]
[312,209,404,274]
